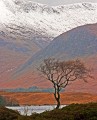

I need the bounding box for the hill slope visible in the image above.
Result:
[1,1,97,90]
[17,23,97,71]
[12,23,97,93]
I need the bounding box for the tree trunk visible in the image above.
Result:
[56,96,60,109]
[54,84,61,109]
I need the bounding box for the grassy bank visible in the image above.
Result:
[0,103,97,120]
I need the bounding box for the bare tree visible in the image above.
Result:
[39,58,92,109]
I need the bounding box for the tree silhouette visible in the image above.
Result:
[39,58,92,109]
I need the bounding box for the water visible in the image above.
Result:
[6,105,66,116]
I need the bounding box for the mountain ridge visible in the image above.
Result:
[1,0,97,44]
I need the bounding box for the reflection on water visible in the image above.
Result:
[6,105,66,116]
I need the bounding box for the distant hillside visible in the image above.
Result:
[1,23,97,93]
[11,23,97,93]
[4,86,54,92]
[18,23,97,69]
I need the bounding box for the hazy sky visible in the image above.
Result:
[32,0,97,6]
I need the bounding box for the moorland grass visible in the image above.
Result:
[1,103,97,120]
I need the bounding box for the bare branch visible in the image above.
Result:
[38,57,93,109]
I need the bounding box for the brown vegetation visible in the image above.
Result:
[0,92,97,105]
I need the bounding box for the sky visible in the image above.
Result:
[31,0,97,6]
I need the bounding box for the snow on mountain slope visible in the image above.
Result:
[1,0,97,90]
[0,0,97,48]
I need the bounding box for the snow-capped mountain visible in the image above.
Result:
[0,0,97,49]
[0,0,97,90]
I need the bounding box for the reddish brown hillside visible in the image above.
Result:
[0,92,97,105]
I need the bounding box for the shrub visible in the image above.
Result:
[0,107,19,120]
[30,103,97,120]
[0,95,19,107]
[1,103,97,120]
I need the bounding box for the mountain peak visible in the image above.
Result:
[0,0,97,47]
[56,2,97,12]
[3,0,97,14]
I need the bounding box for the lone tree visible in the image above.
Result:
[39,58,92,109]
